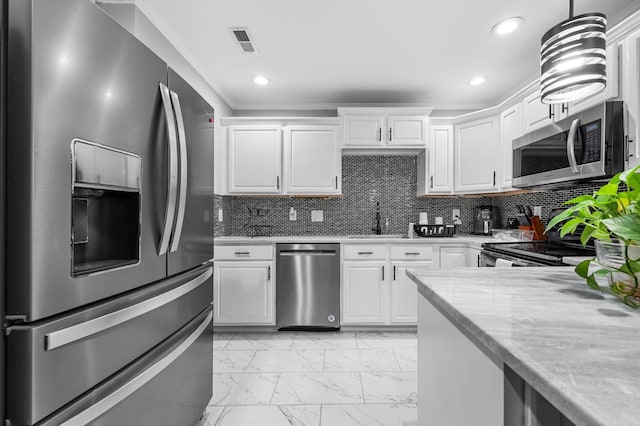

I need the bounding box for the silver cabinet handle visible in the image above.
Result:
[567,118,581,173]
[335,176,338,189]
[45,267,212,351]
[393,265,396,280]
[158,83,178,256]
[277,176,280,190]
[358,251,374,255]
[378,128,382,141]
[58,310,212,426]
[234,251,250,256]
[169,90,188,253]
[381,265,385,281]
[388,128,392,141]
[430,176,433,188]
[404,252,420,255]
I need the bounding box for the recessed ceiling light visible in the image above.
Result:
[252,75,269,86]
[469,76,486,86]
[491,17,524,36]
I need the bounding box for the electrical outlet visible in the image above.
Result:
[289,207,297,221]
[533,206,542,217]
[311,210,323,222]
[452,209,462,225]
[217,208,223,222]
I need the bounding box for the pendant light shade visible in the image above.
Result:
[540,11,607,104]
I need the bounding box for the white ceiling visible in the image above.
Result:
[136,0,640,112]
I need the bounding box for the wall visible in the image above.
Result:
[213,156,601,237]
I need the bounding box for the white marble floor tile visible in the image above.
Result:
[247,349,324,373]
[196,406,224,426]
[323,349,401,372]
[211,373,279,405]
[356,332,417,349]
[271,372,364,405]
[214,405,321,426]
[212,334,231,350]
[213,350,255,373]
[320,404,417,426]
[393,348,418,371]
[224,333,294,350]
[361,372,417,404]
[291,332,357,350]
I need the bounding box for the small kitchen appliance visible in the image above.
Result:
[472,206,501,235]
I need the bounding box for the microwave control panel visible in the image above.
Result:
[581,119,602,164]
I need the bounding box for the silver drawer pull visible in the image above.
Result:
[234,251,250,256]
[45,267,212,351]
[404,252,421,255]
[357,251,374,255]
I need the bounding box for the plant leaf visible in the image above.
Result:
[602,215,640,241]
[575,259,592,278]
[586,274,602,290]
[580,226,596,246]
[597,183,619,195]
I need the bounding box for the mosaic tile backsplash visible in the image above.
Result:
[213,156,602,237]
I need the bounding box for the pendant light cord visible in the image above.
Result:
[569,0,574,18]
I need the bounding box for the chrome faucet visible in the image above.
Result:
[372,202,382,235]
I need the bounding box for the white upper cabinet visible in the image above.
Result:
[499,104,521,191]
[454,116,499,193]
[624,29,640,167]
[283,126,341,195]
[386,116,427,146]
[522,90,555,133]
[224,119,343,196]
[227,126,282,194]
[339,108,430,149]
[418,124,454,195]
[343,115,385,147]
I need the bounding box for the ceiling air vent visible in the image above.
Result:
[229,27,256,53]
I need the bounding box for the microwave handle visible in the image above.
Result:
[567,118,580,174]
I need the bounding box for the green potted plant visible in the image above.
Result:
[546,164,640,308]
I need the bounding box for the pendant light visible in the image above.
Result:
[540,0,606,104]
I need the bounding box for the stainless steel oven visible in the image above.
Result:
[512,101,625,189]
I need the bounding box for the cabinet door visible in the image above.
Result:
[342,261,388,324]
[387,116,427,146]
[228,126,281,194]
[499,105,521,191]
[343,116,384,146]
[440,246,480,268]
[213,261,274,325]
[623,29,640,167]
[568,43,620,115]
[454,116,499,193]
[428,125,454,193]
[390,262,430,324]
[522,90,555,133]
[284,126,341,195]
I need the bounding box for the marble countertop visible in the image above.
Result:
[214,234,494,249]
[407,267,640,426]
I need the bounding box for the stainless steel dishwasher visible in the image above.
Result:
[276,243,340,330]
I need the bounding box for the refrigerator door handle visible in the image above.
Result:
[44,267,213,351]
[169,90,188,253]
[57,310,213,426]
[158,82,179,255]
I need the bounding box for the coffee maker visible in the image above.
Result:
[472,205,501,235]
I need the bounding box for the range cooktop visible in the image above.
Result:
[482,240,595,264]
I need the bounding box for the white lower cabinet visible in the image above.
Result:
[440,246,480,268]
[342,261,388,324]
[213,245,274,325]
[342,244,437,326]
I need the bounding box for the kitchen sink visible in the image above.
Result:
[346,234,406,239]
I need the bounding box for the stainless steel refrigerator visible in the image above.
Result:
[1,0,214,424]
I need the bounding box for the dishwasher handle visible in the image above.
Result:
[279,250,337,256]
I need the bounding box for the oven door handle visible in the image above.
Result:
[567,118,581,174]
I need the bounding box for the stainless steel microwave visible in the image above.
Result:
[512,101,626,189]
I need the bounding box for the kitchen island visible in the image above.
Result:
[407,267,640,426]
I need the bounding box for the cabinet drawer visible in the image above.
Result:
[390,245,434,261]
[214,245,273,261]
[343,245,387,260]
